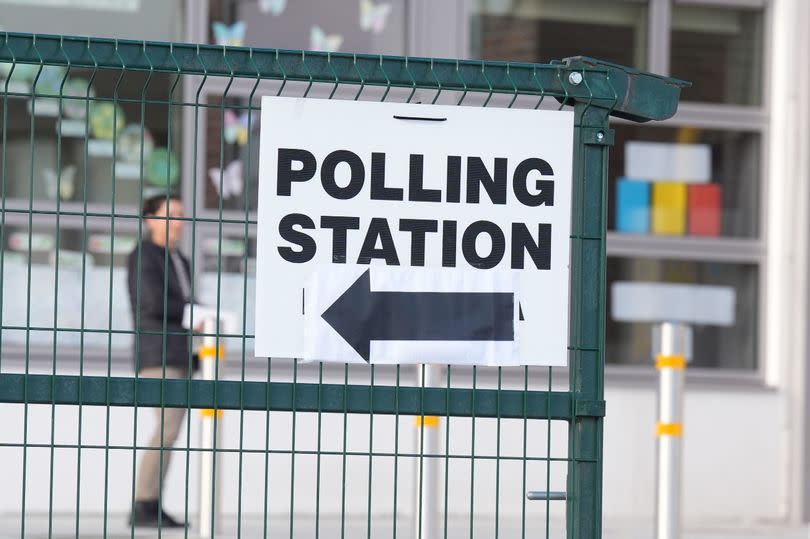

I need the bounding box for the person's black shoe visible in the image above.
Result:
[157,508,186,528]
[128,500,187,528]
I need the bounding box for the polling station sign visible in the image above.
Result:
[255,97,573,366]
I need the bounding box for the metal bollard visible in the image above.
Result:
[654,322,691,539]
[414,364,441,539]
[198,317,224,538]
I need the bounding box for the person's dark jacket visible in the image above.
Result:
[127,239,197,372]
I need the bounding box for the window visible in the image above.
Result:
[194,2,412,359]
[470,0,648,68]
[208,0,408,54]
[670,3,764,105]
[610,125,760,239]
[469,0,768,371]
[0,0,184,357]
[607,257,758,369]
[203,96,259,214]
[0,1,182,41]
[1,223,135,351]
[0,69,178,209]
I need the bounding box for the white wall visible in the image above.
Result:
[603,384,782,527]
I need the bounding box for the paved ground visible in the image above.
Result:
[604,525,808,539]
[1,514,808,538]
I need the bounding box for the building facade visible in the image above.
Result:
[2,0,810,530]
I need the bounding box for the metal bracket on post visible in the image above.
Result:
[581,127,615,146]
[574,399,607,418]
[559,56,690,123]
[527,491,567,501]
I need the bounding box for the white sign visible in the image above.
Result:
[611,281,735,326]
[255,97,574,366]
[625,141,711,183]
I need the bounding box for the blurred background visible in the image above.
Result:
[1,0,809,537]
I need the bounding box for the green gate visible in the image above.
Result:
[0,32,685,538]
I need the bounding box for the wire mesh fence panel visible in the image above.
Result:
[0,33,685,539]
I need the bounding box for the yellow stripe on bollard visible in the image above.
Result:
[656,422,683,437]
[414,415,440,428]
[198,345,226,359]
[200,409,224,418]
[656,354,686,370]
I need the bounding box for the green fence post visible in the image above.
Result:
[563,57,689,538]
[567,95,611,538]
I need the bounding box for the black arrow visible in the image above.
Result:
[321,269,514,362]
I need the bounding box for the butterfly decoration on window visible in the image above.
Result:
[212,21,246,47]
[43,164,77,201]
[310,26,343,53]
[208,160,244,200]
[359,0,392,34]
[258,0,286,15]
[224,109,252,146]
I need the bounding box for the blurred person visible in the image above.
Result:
[127,193,195,528]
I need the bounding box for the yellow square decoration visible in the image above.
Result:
[652,182,687,235]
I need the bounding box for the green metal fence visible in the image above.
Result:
[0,32,685,539]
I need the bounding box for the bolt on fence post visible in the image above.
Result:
[654,322,691,539]
[414,364,441,539]
[198,316,223,538]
